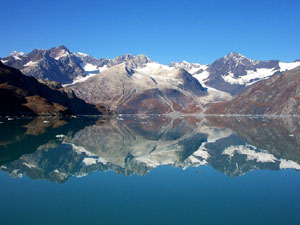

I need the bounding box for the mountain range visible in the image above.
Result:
[1,45,300,114]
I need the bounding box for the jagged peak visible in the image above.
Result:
[169,60,201,66]
[9,51,25,57]
[55,45,70,52]
[224,52,246,59]
[221,52,260,65]
[134,54,152,62]
[8,51,26,60]
[75,52,89,57]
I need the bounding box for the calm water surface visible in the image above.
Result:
[0,115,299,225]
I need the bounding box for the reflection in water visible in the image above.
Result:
[0,115,299,183]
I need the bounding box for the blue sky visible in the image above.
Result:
[1,0,299,64]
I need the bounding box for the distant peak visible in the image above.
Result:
[9,51,25,57]
[135,54,152,61]
[56,45,69,51]
[225,52,245,58]
[75,52,89,57]
[50,45,71,55]
[9,51,26,60]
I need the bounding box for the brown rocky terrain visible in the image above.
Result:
[0,62,106,116]
[206,66,300,115]
[70,63,206,114]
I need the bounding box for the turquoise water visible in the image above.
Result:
[0,115,299,225]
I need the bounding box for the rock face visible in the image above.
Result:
[69,61,207,114]
[0,62,104,116]
[0,46,154,85]
[206,66,300,115]
[1,46,85,84]
[170,52,300,96]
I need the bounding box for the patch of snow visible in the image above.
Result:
[83,157,108,166]
[98,65,108,72]
[279,159,300,170]
[66,143,107,166]
[185,155,207,166]
[193,70,210,87]
[75,52,89,57]
[137,62,174,74]
[170,61,208,74]
[222,144,277,163]
[82,158,98,166]
[64,65,108,86]
[82,63,98,72]
[9,51,25,60]
[56,134,65,138]
[66,73,98,86]
[279,62,300,72]
[23,162,36,168]
[24,60,39,67]
[136,62,184,85]
[193,149,210,160]
[1,59,8,64]
[222,68,276,86]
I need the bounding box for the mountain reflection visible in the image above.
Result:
[0,115,299,183]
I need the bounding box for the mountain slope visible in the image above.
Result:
[170,52,300,96]
[206,66,300,115]
[0,46,153,85]
[0,62,104,116]
[1,45,86,84]
[69,61,207,114]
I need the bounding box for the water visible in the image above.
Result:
[0,115,299,225]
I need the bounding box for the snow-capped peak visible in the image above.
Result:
[224,52,248,61]
[169,60,207,74]
[9,51,25,60]
[75,52,89,57]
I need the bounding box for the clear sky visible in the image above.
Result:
[1,0,299,64]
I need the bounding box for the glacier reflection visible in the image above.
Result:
[0,115,299,183]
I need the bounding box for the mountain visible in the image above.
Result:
[0,62,106,116]
[170,52,300,95]
[1,46,299,113]
[69,58,207,114]
[0,45,86,84]
[0,46,153,85]
[169,60,208,75]
[206,65,300,115]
